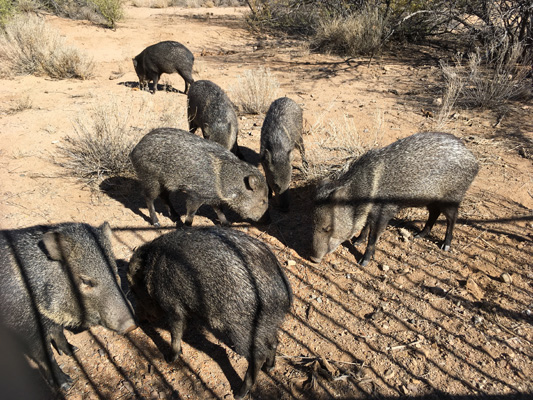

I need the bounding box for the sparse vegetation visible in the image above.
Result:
[56,96,187,185]
[312,4,388,56]
[87,0,123,28]
[440,40,532,112]
[0,14,94,79]
[131,0,244,8]
[305,109,384,183]
[229,67,279,114]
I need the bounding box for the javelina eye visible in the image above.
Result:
[79,275,96,289]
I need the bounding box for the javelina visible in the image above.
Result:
[127,226,292,399]
[0,223,136,390]
[187,80,242,158]
[311,132,479,266]
[260,97,307,211]
[133,41,194,94]
[130,128,268,226]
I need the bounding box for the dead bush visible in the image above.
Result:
[56,96,187,186]
[312,5,388,56]
[229,67,279,114]
[0,13,94,79]
[304,109,384,183]
[441,40,532,110]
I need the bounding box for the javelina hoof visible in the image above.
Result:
[440,243,451,251]
[153,221,161,228]
[58,373,74,391]
[359,258,371,267]
[165,350,181,363]
[234,384,250,400]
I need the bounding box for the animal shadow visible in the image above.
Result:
[118,81,183,94]
[138,320,243,396]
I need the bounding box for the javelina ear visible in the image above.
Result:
[42,231,66,261]
[244,175,259,191]
[99,222,112,242]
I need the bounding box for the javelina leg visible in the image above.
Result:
[143,184,161,227]
[415,204,441,239]
[184,195,203,226]
[360,205,398,267]
[49,324,76,357]
[297,137,309,172]
[150,74,160,93]
[352,223,370,245]
[167,318,185,363]
[235,354,267,399]
[31,339,73,390]
[440,204,459,251]
[160,189,180,223]
[213,206,229,226]
[262,339,278,372]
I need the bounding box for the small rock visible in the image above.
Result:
[501,273,512,284]
[287,260,296,267]
[472,315,483,325]
[466,277,484,300]
[433,97,443,106]
[384,369,395,379]
[316,297,323,304]
[122,381,134,393]
[380,264,390,272]
[399,228,411,241]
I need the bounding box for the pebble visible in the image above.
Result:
[381,264,390,272]
[501,273,512,283]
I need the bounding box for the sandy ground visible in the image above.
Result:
[0,5,532,400]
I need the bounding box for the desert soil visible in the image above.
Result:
[0,5,532,400]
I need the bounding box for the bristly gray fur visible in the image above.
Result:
[0,223,135,389]
[312,132,479,265]
[187,80,241,157]
[133,41,194,94]
[127,226,292,398]
[260,97,307,210]
[130,128,268,226]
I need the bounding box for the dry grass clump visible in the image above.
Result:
[0,14,94,79]
[132,0,243,7]
[56,95,187,186]
[304,110,384,183]
[440,40,532,110]
[311,5,387,56]
[229,67,279,114]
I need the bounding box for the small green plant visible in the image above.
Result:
[0,0,16,27]
[87,0,124,28]
[0,14,94,79]
[229,67,279,114]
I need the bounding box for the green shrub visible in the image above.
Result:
[87,0,123,28]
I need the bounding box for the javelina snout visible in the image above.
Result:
[260,97,307,211]
[311,132,479,266]
[0,222,136,390]
[133,40,194,94]
[127,226,292,399]
[130,128,268,227]
[187,80,242,158]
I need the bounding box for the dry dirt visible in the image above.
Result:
[1,5,532,400]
